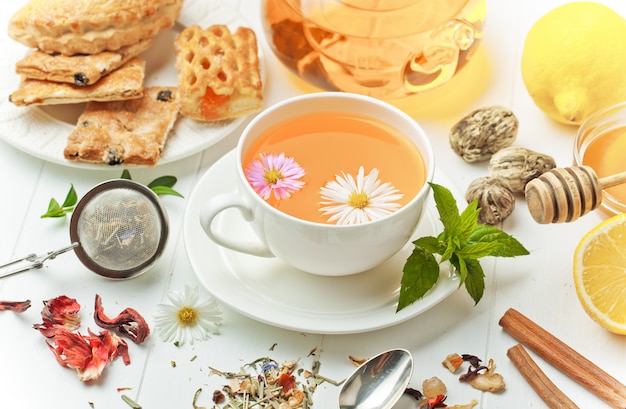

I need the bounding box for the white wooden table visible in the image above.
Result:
[1,1,625,408]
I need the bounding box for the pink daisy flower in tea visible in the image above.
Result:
[245,153,306,200]
[319,166,403,225]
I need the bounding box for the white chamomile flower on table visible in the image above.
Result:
[319,166,403,225]
[153,285,222,345]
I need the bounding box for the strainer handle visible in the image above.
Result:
[0,243,78,279]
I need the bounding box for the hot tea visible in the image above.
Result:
[243,111,427,224]
[262,0,486,98]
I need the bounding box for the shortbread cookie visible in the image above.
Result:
[15,39,152,86]
[64,87,179,166]
[175,25,263,121]
[8,0,182,55]
[9,57,146,106]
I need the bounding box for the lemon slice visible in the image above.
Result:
[573,213,626,334]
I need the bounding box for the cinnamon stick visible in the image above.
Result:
[499,308,626,409]
[507,343,579,409]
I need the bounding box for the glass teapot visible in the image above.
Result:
[261,0,486,99]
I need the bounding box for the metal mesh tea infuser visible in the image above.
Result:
[0,179,169,280]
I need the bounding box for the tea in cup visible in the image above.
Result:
[199,92,434,276]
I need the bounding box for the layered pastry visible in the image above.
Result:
[174,24,263,121]
[8,0,183,56]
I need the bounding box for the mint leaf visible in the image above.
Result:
[462,258,485,304]
[42,172,183,220]
[431,182,462,234]
[61,184,78,208]
[121,170,183,198]
[412,236,442,253]
[469,224,530,257]
[457,199,480,241]
[40,184,77,218]
[456,241,501,259]
[41,198,63,218]
[150,185,184,198]
[397,183,529,311]
[397,246,440,312]
[148,175,177,189]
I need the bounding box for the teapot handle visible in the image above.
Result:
[403,19,476,93]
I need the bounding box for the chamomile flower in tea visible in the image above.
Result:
[244,152,305,200]
[153,286,222,345]
[319,166,403,225]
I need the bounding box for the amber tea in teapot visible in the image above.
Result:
[262,0,486,99]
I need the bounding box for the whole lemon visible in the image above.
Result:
[521,2,626,125]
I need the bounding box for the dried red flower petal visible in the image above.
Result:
[459,354,488,383]
[0,299,31,312]
[45,327,130,381]
[277,372,296,393]
[426,394,447,408]
[93,294,150,344]
[34,295,82,338]
[212,389,226,404]
[34,294,131,382]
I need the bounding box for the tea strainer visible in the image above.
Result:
[0,179,169,280]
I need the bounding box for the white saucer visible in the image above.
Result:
[183,151,461,334]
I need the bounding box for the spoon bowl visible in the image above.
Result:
[339,348,413,409]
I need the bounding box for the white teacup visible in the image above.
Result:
[199,92,434,276]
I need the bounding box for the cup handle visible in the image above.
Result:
[199,193,274,258]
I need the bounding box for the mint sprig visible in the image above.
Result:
[397,183,529,312]
[41,171,183,218]
[41,184,78,218]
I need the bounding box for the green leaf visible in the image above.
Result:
[463,258,485,305]
[396,183,529,312]
[456,198,480,242]
[61,184,78,208]
[150,185,184,198]
[120,169,132,180]
[430,182,461,235]
[456,241,500,260]
[469,224,530,257]
[41,185,77,218]
[41,198,63,218]
[412,236,442,254]
[397,246,440,311]
[148,175,177,188]
[450,254,468,285]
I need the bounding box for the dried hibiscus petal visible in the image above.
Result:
[0,299,31,312]
[34,295,81,338]
[425,394,447,408]
[46,327,130,381]
[277,372,296,393]
[93,294,150,344]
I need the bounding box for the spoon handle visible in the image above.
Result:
[599,170,626,189]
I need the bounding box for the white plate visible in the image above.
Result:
[0,3,262,169]
[183,151,462,334]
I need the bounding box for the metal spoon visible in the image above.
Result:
[339,348,413,409]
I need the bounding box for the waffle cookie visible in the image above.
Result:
[15,39,152,87]
[8,0,182,55]
[64,87,179,166]
[9,57,146,106]
[174,25,263,121]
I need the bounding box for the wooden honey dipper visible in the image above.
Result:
[525,165,626,224]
